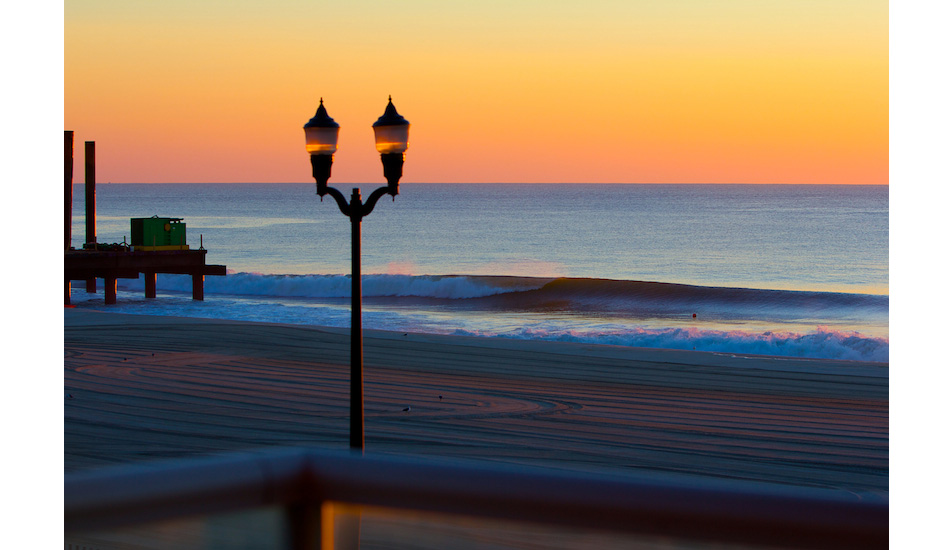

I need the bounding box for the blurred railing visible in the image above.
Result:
[65,447,887,549]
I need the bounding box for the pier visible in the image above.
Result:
[65,248,227,304]
[65,131,226,305]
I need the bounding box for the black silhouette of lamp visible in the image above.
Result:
[304,98,340,196]
[303,97,410,451]
[372,96,411,195]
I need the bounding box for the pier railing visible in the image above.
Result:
[64,447,887,549]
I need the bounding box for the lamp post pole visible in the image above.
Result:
[350,188,364,451]
[305,98,410,452]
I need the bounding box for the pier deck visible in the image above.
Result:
[65,248,226,304]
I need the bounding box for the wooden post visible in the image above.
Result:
[65,131,73,251]
[192,274,204,301]
[104,277,117,305]
[286,504,323,550]
[65,131,74,306]
[145,272,157,298]
[85,141,97,293]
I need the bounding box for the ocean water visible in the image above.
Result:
[67,183,889,362]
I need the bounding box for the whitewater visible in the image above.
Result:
[67,183,888,362]
[67,272,889,362]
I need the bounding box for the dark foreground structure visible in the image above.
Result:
[65,447,887,550]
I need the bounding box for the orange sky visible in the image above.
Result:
[64,1,888,184]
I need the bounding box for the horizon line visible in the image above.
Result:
[69,181,890,186]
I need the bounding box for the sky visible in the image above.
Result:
[12,4,950,545]
[63,0,888,184]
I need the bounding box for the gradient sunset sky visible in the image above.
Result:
[65,0,888,185]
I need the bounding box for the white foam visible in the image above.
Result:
[451,326,889,362]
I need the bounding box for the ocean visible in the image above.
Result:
[67,183,888,362]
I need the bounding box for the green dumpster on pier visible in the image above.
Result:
[131,216,189,251]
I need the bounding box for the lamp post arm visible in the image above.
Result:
[319,186,352,218]
[359,185,397,219]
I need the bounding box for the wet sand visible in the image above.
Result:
[64,309,888,496]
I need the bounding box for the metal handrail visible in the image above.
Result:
[65,447,887,549]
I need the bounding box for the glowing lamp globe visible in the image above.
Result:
[303,98,340,155]
[304,98,340,195]
[372,96,410,154]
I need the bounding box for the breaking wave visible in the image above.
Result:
[113,272,888,362]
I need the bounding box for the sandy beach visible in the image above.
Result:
[64,309,888,496]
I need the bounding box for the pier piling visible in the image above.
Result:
[192,274,205,301]
[65,131,74,305]
[145,272,157,299]
[65,131,73,251]
[104,277,117,305]
[85,141,97,293]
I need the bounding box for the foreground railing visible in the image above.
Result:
[65,447,887,549]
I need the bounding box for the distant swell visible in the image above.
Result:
[119,272,551,299]
[473,277,889,317]
[120,273,886,305]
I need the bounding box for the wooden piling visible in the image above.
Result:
[145,272,157,299]
[85,141,97,293]
[65,130,74,305]
[65,131,73,251]
[104,277,117,305]
[192,274,205,301]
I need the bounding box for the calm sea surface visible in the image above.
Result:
[68,183,889,361]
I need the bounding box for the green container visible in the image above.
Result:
[131,217,187,249]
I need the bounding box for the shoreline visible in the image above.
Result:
[64,309,888,495]
[66,307,890,371]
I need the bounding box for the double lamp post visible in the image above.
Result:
[304,97,410,452]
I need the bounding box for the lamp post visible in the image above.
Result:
[304,97,410,452]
